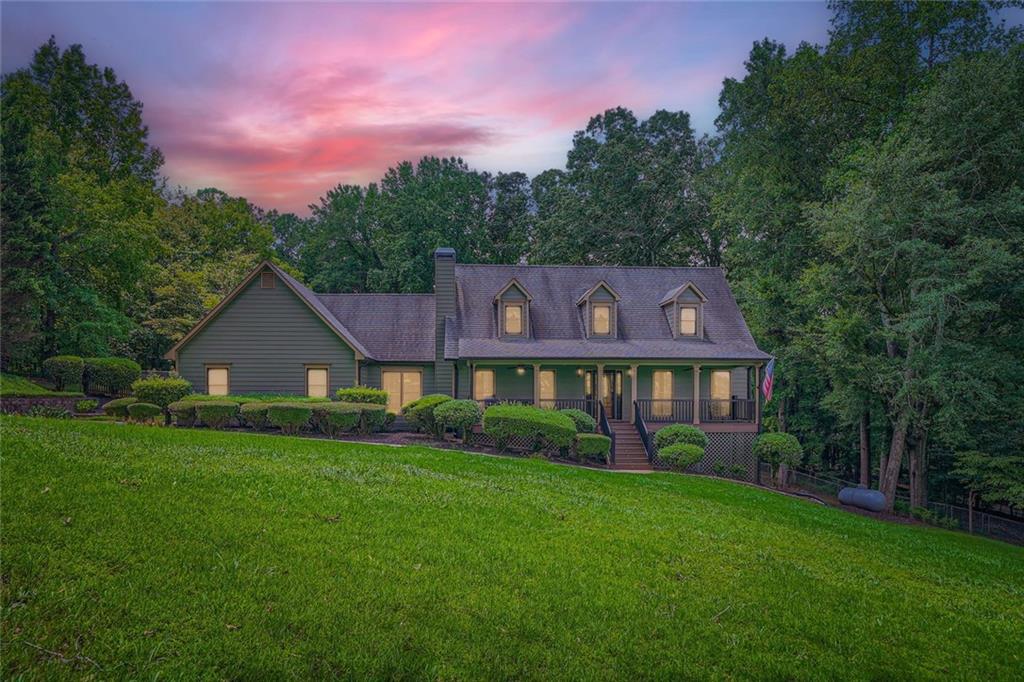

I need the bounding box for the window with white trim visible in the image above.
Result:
[207,367,229,396]
[306,367,329,398]
[592,303,612,335]
[504,304,524,336]
[679,306,697,336]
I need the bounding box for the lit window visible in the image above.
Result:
[711,370,731,419]
[474,369,495,401]
[652,370,673,417]
[306,367,328,398]
[680,307,697,336]
[382,370,422,413]
[207,367,229,396]
[539,370,555,406]
[261,272,275,288]
[504,304,523,335]
[592,304,611,335]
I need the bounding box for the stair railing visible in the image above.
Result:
[598,401,616,465]
[634,400,655,465]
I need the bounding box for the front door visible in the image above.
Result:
[602,370,623,419]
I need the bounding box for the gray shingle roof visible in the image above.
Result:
[316,294,436,362]
[452,264,768,361]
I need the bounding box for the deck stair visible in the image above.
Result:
[608,420,652,471]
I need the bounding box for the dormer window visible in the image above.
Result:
[660,281,707,340]
[592,303,612,336]
[679,306,698,336]
[577,281,621,339]
[494,279,532,338]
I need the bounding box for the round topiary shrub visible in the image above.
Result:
[103,397,137,418]
[753,432,803,486]
[74,399,99,413]
[659,443,705,471]
[575,433,612,463]
[312,403,361,437]
[168,400,198,427]
[83,357,141,396]
[131,377,193,408]
[42,355,84,391]
[195,401,240,429]
[434,399,482,442]
[335,386,388,405]
[560,408,596,433]
[267,403,312,435]
[239,402,271,430]
[402,394,453,437]
[483,404,577,452]
[127,402,163,424]
[653,423,708,451]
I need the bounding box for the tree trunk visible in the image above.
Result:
[968,491,976,534]
[878,409,911,512]
[909,429,928,509]
[859,411,871,487]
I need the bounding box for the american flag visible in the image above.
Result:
[761,358,775,403]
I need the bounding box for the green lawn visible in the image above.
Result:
[2,417,1022,679]
[0,373,82,397]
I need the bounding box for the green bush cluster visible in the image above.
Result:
[483,404,577,452]
[184,394,329,404]
[335,386,388,405]
[268,403,313,435]
[195,401,240,429]
[103,397,137,418]
[127,402,163,423]
[403,394,452,437]
[239,402,271,430]
[42,355,84,391]
[659,443,705,471]
[752,432,803,486]
[560,408,596,433]
[312,403,361,437]
[74,399,99,413]
[347,402,387,434]
[131,377,193,408]
[168,400,198,427]
[434,399,482,441]
[83,357,141,396]
[575,433,611,463]
[653,424,708,450]
[26,404,71,419]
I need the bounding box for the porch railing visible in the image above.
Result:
[598,401,616,465]
[635,399,693,423]
[481,397,599,418]
[700,398,756,422]
[633,400,655,464]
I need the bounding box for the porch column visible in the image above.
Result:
[469,362,475,401]
[692,364,701,425]
[629,364,638,423]
[532,363,541,406]
[754,364,761,428]
[596,362,605,413]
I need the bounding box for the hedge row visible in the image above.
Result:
[165,399,389,436]
[483,404,577,451]
[41,355,141,395]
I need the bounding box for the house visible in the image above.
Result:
[166,248,770,474]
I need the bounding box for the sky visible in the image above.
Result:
[0,2,839,214]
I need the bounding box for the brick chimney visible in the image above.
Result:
[433,248,456,394]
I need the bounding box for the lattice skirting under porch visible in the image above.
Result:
[652,431,759,482]
[466,431,557,456]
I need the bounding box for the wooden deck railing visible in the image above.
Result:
[700,398,756,422]
[635,399,693,423]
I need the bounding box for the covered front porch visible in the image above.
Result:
[460,361,762,430]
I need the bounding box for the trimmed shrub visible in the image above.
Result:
[168,400,198,427]
[127,402,163,424]
[184,394,329,404]
[653,424,708,451]
[753,432,803,486]
[335,386,388,405]
[195,401,240,429]
[402,394,453,437]
[83,357,141,396]
[560,408,596,433]
[74,399,99,413]
[434,399,482,441]
[26,404,71,419]
[103,397,137,418]
[312,403,361,437]
[267,403,312,435]
[239,402,271,430]
[131,377,193,408]
[575,433,611,463]
[347,402,388,434]
[660,443,704,471]
[42,355,84,391]
[483,404,577,452]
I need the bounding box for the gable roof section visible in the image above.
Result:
[452,264,768,361]
[492,278,533,302]
[659,281,708,306]
[317,294,435,362]
[575,280,621,306]
[165,261,372,361]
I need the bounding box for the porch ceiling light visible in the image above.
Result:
[576,368,584,376]
[516,366,526,376]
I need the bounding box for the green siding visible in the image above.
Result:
[177,275,356,394]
